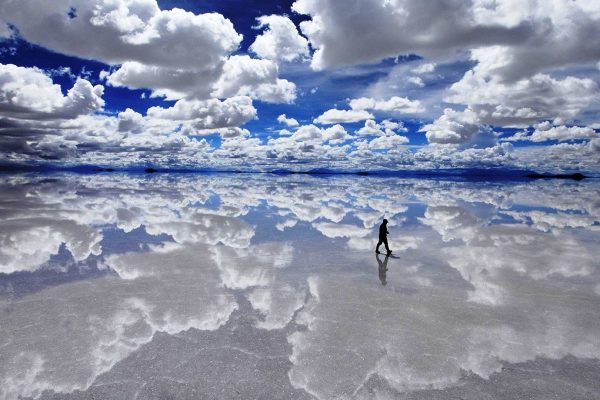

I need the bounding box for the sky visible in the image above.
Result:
[0,0,599,172]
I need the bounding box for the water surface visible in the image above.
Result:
[1,173,599,399]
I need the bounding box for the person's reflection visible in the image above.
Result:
[376,253,389,286]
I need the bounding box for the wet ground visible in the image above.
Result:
[1,173,599,400]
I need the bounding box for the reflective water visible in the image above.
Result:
[1,173,600,400]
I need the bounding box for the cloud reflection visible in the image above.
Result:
[0,173,598,399]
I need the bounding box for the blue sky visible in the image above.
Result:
[0,0,599,172]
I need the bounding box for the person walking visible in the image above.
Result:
[376,218,392,255]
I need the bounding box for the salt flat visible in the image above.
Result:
[1,173,599,400]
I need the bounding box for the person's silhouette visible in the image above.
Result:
[375,218,392,255]
[376,253,389,286]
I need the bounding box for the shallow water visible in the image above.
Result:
[1,173,600,400]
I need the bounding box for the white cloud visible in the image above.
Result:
[212,55,296,103]
[290,124,323,141]
[411,62,436,74]
[313,109,373,125]
[292,0,600,77]
[357,119,406,136]
[0,1,241,70]
[107,55,297,103]
[447,68,599,127]
[105,61,222,100]
[1,2,298,106]
[407,76,425,87]
[322,124,351,144]
[350,96,425,114]
[369,134,409,149]
[420,108,496,146]
[117,108,144,133]
[147,96,256,130]
[277,114,299,127]
[291,0,536,70]
[0,63,104,119]
[505,125,599,143]
[250,15,309,63]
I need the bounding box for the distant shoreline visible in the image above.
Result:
[0,164,595,181]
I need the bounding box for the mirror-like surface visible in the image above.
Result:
[1,173,600,400]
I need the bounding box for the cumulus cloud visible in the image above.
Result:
[322,124,351,144]
[412,62,436,74]
[447,69,599,127]
[420,108,496,146]
[357,119,406,136]
[0,63,104,120]
[289,0,600,173]
[368,134,409,149]
[212,55,297,103]
[350,96,425,114]
[313,109,373,125]
[293,0,600,77]
[147,96,256,130]
[1,2,301,106]
[504,125,599,143]
[291,0,536,70]
[250,15,309,63]
[107,55,297,103]
[0,1,242,70]
[105,61,222,100]
[277,114,299,127]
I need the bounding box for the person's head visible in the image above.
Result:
[383,218,388,224]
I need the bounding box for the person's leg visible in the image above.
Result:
[384,238,390,253]
[376,239,382,253]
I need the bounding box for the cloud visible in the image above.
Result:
[350,96,425,114]
[313,109,373,124]
[0,1,241,69]
[105,61,222,100]
[0,63,104,120]
[420,108,496,146]
[505,125,599,143]
[147,96,256,129]
[211,55,297,103]
[357,119,406,136]
[407,76,425,87]
[414,142,514,169]
[293,0,600,79]
[107,55,297,103]
[2,2,298,105]
[0,20,11,38]
[368,134,409,149]
[447,68,599,127]
[322,124,351,144]
[411,62,436,74]
[277,114,299,127]
[250,15,309,63]
[291,0,535,70]
[511,140,600,172]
